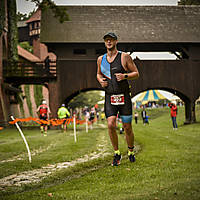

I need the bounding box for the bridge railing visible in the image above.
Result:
[3,60,57,79]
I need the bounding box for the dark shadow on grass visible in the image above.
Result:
[178,120,200,128]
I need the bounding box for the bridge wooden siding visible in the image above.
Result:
[56,59,199,102]
[3,61,57,85]
[41,6,200,43]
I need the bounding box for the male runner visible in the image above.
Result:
[97,32,139,166]
[57,104,71,132]
[37,100,51,136]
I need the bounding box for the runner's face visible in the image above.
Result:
[104,37,117,50]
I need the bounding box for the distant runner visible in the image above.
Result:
[37,100,51,136]
[57,104,71,132]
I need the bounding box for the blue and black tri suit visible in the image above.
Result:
[100,51,132,123]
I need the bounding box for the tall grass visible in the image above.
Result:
[0,106,200,200]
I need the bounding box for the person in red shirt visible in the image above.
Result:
[169,101,178,130]
[37,100,51,136]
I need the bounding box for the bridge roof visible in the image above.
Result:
[41,6,200,43]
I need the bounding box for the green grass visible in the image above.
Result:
[0,106,200,200]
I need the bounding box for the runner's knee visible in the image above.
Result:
[107,120,116,130]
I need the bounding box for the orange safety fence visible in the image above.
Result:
[9,117,88,126]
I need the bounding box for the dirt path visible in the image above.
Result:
[0,131,110,189]
[0,123,140,190]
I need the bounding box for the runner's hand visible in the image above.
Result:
[115,73,124,81]
[100,78,108,87]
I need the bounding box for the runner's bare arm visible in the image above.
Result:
[48,107,51,114]
[48,106,52,118]
[124,53,139,80]
[97,56,108,87]
[115,52,139,81]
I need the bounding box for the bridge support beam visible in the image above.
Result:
[0,82,9,125]
[48,82,60,119]
[184,100,196,124]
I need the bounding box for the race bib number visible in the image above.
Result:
[111,94,125,105]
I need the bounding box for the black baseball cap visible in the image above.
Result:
[103,32,118,40]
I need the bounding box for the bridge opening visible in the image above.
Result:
[132,89,187,126]
[67,90,104,110]
[132,89,182,109]
[63,90,104,121]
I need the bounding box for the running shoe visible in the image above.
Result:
[112,153,122,166]
[128,151,135,162]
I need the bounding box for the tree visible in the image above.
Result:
[3,0,69,62]
[68,91,104,110]
[19,42,33,53]
[16,1,69,22]
[0,0,5,36]
[25,0,69,23]
[178,0,200,5]
[7,0,18,62]
[17,10,36,21]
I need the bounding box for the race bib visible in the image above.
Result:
[111,94,125,105]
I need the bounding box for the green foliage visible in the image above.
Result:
[34,85,43,107]
[16,12,28,21]
[19,42,33,53]
[69,90,104,109]
[24,85,33,116]
[28,0,69,23]
[178,0,200,5]
[7,0,18,62]
[17,10,36,21]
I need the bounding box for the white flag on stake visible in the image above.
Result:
[11,116,32,163]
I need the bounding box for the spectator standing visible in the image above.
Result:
[134,111,138,124]
[169,101,178,130]
[101,112,105,121]
[145,115,149,125]
[141,107,147,125]
[89,107,96,129]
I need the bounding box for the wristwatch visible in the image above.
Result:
[124,74,128,79]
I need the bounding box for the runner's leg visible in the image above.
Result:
[123,122,134,151]
[107,116,118,151]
